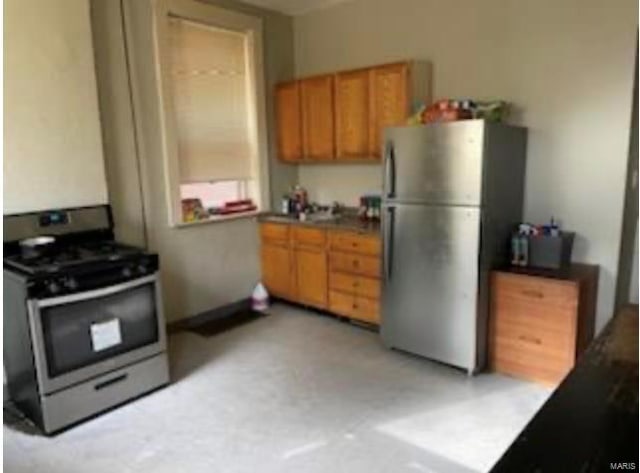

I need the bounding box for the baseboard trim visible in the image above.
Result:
[166,298,252,334]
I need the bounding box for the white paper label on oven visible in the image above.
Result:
[90,319,122,352]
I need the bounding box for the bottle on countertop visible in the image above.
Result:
[281,194,290,214]
[550,217,560,237]
[519,234,529,266]
[359,194,382,221]
[511,234,521,266]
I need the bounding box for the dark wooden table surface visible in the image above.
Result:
[491,305,639,472]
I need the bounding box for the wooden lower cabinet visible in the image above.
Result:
[328,230,381,324]
[295,247,327,309]
[259,222,381,324]
[489,265,598,385]
[260,243,294,299]
[328,272,380,299]
[329,251,380,278]
[329,290,379,324]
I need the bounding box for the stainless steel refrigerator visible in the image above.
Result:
[381,120,527,374]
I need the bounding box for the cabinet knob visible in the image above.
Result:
[521,290,544,299]
[519,335,542,345]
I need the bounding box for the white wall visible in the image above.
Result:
[3,0,108,214]
[293,0,637,331]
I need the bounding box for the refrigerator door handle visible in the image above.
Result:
[384,142,396,199]
[384,206,395,281]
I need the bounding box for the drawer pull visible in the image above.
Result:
[94,373,128,391]
[519,335,542,345]
[352,260,359,267]
[521,290,544,299]
[352,281,359,287]
[352,303,358,309]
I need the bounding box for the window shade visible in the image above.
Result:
[168,17,252,182]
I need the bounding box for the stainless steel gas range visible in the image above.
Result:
[3,205,169,434]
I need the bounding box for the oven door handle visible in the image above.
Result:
[35,274,158,308]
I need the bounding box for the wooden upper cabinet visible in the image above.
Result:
[369,62,410,158]
[275,81,302,162]
[274,61,430,163]
[335,69,371,160]
[300,75,335,160]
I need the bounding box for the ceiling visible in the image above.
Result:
[241,0,352,16]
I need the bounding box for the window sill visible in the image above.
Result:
[173,210,260,228]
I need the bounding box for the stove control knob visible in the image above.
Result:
[137,264,148,275]
[64,277,78,290]
[47,281,61,295]
[122,266,133,278]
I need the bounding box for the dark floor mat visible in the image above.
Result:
[187,309,266,337]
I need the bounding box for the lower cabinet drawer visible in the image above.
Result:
[329,290,379,324]
[493,294,576,337]
[491,313,575,385]
[329,251,380,278]
[292,226,326,248]
[491,336,573,385]
[260,222,290,244]
[493,272,578,311]
[493,307,575,355]
[329,271,380,299]
[329,231,381,256]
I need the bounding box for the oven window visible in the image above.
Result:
[40,283,159,378]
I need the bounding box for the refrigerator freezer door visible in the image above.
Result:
[383,121,485,205]
[381,203,480,371]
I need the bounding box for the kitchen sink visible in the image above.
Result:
[264,212,340,223]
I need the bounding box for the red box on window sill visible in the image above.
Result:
[217,199,257,215]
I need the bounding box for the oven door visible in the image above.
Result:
[27,274,167,394]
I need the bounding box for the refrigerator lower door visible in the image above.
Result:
[381,203,481,372]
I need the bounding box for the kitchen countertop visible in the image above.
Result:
[258,212,381,235]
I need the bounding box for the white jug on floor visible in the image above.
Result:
[251,283,269,312]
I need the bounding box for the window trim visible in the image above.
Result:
[152,0,270,227]
[174,210,261,228]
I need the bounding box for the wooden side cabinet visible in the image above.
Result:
[489,264,598,385]
[275,81,302,162]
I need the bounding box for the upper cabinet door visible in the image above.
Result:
[300,75,335,160]
[335,69,371,160]
[369,62,410,158]
[275,81,302,162]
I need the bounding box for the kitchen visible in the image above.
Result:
[2,0,638,472]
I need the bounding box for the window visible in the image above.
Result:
[155,0,269,225]
[180,181,247,209]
